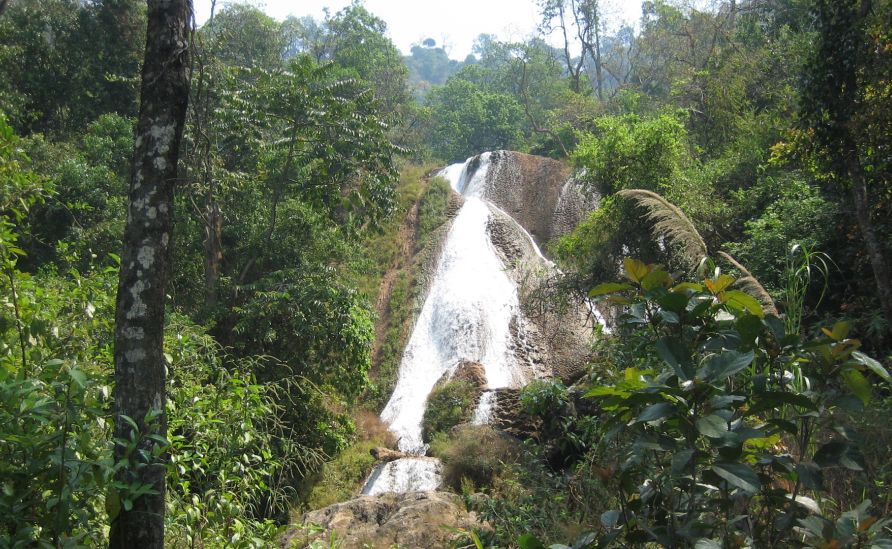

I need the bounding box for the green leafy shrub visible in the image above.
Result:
[165,316,314,547]
[421,379,479,442]
[472,443,609,546]
[430,425,518,491]
[574,258,892,547]
[519,379,568,417]
[725,176,838,294]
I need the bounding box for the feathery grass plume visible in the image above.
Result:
[718,251,778,316]
[617,189,707,270]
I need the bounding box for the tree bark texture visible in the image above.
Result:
[109,0,190,547]
[847,151,892,337]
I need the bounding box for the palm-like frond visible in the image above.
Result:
[718,251,778,316]
[617,189,708,270]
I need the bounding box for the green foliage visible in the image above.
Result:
[0,0,144,135]
[725,176,838,295]
[0,344,114,547]
[233,268,372,397]
[362,172,451,409]
[165,317,310,547]
[470,439,609,545]
[519,379,568,417]
[421,380,479,442]
[405,43,466,92]
[573,259,892,547]
[0,124,119,544]
[557,113,715,285]
[427,78,526,162]
[300,440,379,512]
[572,112,691,196]
[321,4,409,113]
[202,4,286,70]
[415,175,452,250]
[22,125,130,269]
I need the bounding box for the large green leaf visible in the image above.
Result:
[656,337,693,380]
[657,291,690,313]
[842,369,871,405]
[722,290,764,318]
[747,391,816,415]
[636,402,675,423]
[813,441,865,471]
[671,448,695,475]
[697,350,754,383]
[600,510,621,528]
[696,414,729,438]
[588,282,633,298]
[641,268,671,290]
[623,258,651,283]
[517,534,548,549]
[712,462,760,494]
[851,351,892,382]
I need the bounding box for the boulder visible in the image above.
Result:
[281,491,484,549]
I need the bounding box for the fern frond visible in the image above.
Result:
[718,251,778,316]
[617,189,707,270]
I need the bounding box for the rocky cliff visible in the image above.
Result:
[480,150,597,248]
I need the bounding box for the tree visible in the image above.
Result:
[0,0,144,135]
[801,0,892,338]
[108,0,190,546]
[427,77,526,161]
[538,0,606,98]
[201,4,284,70]
[297,3,409,113]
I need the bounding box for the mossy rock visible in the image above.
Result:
[421,379,479,443]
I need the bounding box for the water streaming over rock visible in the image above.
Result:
[384,153,524,442]
[362,152,594,495]
[361,457,443,496]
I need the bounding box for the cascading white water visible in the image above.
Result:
[362,153,533,494]
[381,153,524,451]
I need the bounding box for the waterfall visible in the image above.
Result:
[362,153,549,495]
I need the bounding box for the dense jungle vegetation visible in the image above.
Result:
[0,0,890,546]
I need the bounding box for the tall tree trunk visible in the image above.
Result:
[108,0,191,547]
[847,150,892,337]
[203,198,222,308]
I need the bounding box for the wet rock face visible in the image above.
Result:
[282,491,483,549]
[482,150,596,248]
[485,203,593,386]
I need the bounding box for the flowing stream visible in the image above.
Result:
[362,153,536,495]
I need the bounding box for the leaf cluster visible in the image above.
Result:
[576,259,892,547]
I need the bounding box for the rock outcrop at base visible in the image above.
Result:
[281,491,483,549]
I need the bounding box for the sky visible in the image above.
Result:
[193,0,646,60]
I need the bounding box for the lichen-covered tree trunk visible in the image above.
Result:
[108,0,191,547]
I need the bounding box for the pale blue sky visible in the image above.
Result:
[193,0,647,60]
